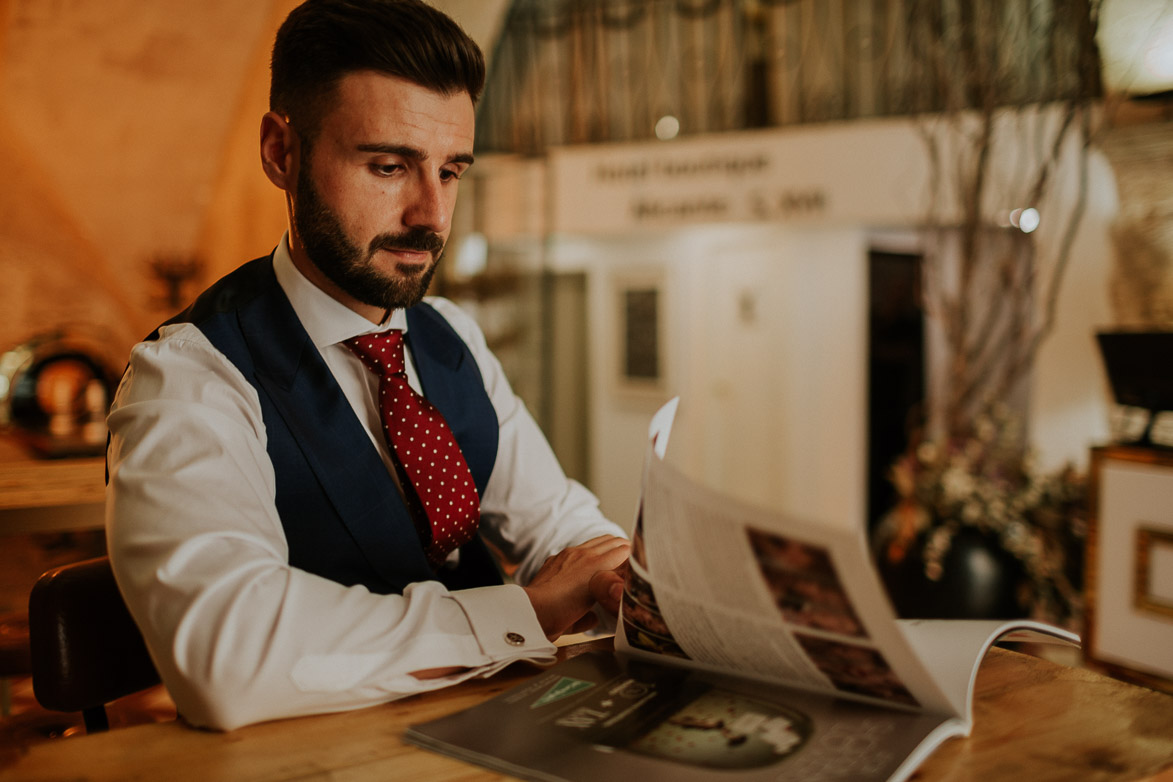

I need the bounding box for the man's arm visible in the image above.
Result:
[107,325,559,730]
[414,537,629,679]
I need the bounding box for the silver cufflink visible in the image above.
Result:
[504,631,526,646]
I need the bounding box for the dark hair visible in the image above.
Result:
[270,0,485,145]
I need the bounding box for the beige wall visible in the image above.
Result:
[535,112,1120,526]
[0,0,502,365]
[0,0,297,361]
[0,1,1149,526]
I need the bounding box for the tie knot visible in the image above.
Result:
[345,330,406,378]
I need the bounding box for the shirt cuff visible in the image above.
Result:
[446,583,556,664]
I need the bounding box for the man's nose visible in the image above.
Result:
[401,173,449,233]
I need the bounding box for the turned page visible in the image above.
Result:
[617,435,954,716]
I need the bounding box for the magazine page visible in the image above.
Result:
[896,619,1080,720]
[407,649,955,782]
[617,439,957,717]
[647,396,679,460]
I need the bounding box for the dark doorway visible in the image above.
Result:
[867,250,925,531]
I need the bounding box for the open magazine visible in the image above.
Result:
[407,399,1080,781]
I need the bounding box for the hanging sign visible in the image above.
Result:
[549,119,929,235]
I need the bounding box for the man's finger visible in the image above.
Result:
[589,569,626,615]
[579,535,631,551]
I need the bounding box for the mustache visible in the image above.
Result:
[368,228,445,257]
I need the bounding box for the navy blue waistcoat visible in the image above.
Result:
[155,255,503,594]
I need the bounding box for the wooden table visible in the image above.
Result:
[1,642,1171,782]
[0,438,105,534]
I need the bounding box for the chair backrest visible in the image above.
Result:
[29,555,160,732]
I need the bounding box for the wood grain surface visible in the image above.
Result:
[1,642,1171,782]
[0,439,105,512]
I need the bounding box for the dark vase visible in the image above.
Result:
[875,526,1029,619]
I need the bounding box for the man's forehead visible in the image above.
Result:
[325,70,475,144]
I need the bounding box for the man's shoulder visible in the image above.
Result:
[118,320,257,415]
[416,296,482,340]
[412,297,493,357]
[409,298,496,381]
[166,255,276,330]
[140,254,284,379]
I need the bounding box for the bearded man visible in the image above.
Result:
[106,0,628,731]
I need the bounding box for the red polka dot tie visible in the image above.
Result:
[344,330,480,569]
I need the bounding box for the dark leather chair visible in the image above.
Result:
[28,556,161,732]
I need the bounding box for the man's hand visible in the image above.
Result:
[521,535,630,641]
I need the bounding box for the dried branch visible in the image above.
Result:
[908,0,1101,444]
[997,103,1094,402]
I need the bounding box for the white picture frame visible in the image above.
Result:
[1086,446,1173,692]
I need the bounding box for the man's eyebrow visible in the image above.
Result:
[356,143,475,166]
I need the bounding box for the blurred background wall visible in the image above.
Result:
[0,0,1168,535]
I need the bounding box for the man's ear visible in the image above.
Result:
[260,111,299,191]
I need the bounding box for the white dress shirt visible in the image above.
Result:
[106,236,624,730]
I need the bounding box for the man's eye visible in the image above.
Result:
[371,164,402,177]
[440,168,463,182]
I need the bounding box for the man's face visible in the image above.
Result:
[288,70,475,317]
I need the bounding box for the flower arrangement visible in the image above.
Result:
[878,408,1087,629]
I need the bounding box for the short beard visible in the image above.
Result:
[292,168,445,311]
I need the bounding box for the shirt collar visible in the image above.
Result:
[272,233,409,349]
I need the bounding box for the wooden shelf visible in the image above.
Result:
[0,438,105,531]
[0,458,105,512]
